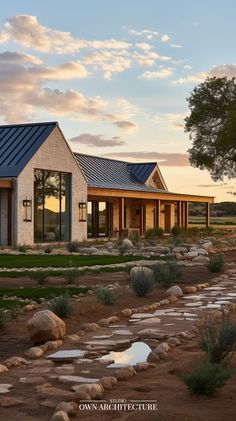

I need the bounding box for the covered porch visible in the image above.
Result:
[87,187,214,238]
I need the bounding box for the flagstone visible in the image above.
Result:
[47,350,87,361]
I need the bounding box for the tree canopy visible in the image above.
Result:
[185,76,236,181]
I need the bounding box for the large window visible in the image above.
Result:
[34,170,71,242]
[87,201,113,237]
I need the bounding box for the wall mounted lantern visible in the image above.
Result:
[79,201,87,222]
[23,197,32,222]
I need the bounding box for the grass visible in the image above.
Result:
[0,286,89,301]
[0,254,148,268]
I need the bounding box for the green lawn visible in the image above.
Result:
[0,254,143,269]
[0,286,89,301]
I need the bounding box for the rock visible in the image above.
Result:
[27,310,65,344]
[130,266,153,281]
[82,323,101,332]
[138,328,164,339]
[51,410,70,421]
[114,366,136,381]
[147,351,160,363]
[192,256,209,264]
[106,316,119,324]
[121,308,133,317]
[23,304,34,312]
[41,340,63,352]
[184,286,197,294]
[0,364,8,374]
[0,397,24,407]
[154,342,170,353]
[135,362,150,371]
[72,383,104,399]
[0,384,13,394]
[97,319,110,327]
[99,376,117,390]
[172,247,188,254]
[166,285,183,298]
[63,335,80,344]
[79,247,98,254]
[167,337,181,347]
[36,385,73,400]
[25,346,44,359]
[4,357,28,369]
[123,238,133,249]
[168,295,179,303]
[20,377,45,384]
[195,248,208,256]
[155,350,167,360]
[55,401,78,416]
[73,391,91,401]
[201,241,213,251]
[183,251,198,260]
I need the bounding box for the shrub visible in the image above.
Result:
[9,303,21,320]
[64,269,80,284]
[95,287,117,305]
[130,267,155,297]
[198,315,236,363]
[66,241,80,253]
[32,271,48,285]
[145,227,164,240]
[181,361,234,395]
[130,232,141,247]
[171,226,184,237]
[153,262,182,288]
[0,308,7,331]
[187,227,201,237]
[49,294,73,318]
[44,245,53,254]
[207,253,225,273]
[17,244,28,252]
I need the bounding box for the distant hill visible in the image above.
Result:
[189,202,236,217]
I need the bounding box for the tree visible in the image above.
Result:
[185,76,236,182]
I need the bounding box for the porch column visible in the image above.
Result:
[181,201,185,227]
[143,203,146,235]
[205,202,210,228]
[184,202,189,230]
[119,197,125,233]
[177,201,182,227]
[156,199,161,228]
[7,189,12,246]
[140,202,144,236]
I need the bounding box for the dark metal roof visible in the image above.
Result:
[74,153,165,193]
[0,122,57,177]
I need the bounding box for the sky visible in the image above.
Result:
[0,0,235,202]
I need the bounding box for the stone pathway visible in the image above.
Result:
[0,272,236,420]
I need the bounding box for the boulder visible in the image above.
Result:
[82,323,101,332]
[51,411,70,421]
[166,285,183,298]
[99,376,117,389]
[201,241,213,251]
[55,402,78,416]
[172,247,188,254]
[147,351,159,363]
[122,238,133,249]
[121,308,133,317]
[72,383,104,400]
[192,256,209,264]
[27,310,65,344]
[4,357,28,369]
[0,364,8,374]
[135,362,150,371]
[184,286,197,294]
[167,337,181,347]
[183,251,198,260]
[25,346,44,359]
[114,366,136,381]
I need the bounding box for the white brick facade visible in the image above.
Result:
[16,126,87,245]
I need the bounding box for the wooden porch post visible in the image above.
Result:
[184,202,189,230]
[143,203,146,235]
[177,201,182,227]
[206,202,210,228]
[7,189,12,246]
[156,199,161,228]
[181,201,185,227]
[140,202,144,236]
[119,197,125,234]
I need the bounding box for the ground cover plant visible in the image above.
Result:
[130,267,155,297]
[48,294,74,318]
[207,253,225,273]
[95,286,117,305]
[0,286,89,301]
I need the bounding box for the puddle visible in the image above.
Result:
[98,341,152,368]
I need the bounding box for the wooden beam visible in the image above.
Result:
[0,180,12,189]
[156,199,161,228]
[177,201,182,227]
[184,202,189,230]
[88,187,214,203]
[206,202,210,228]
[119,197,125,232]
[181,202,185,227]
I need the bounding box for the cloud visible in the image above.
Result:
[135,42,153,51]
[173,71,207,85]
[69,133,125,147]
[113,121,137,131]
[140,68,173,79]
[0,51,42,65]
[103,151,190,166]
[171,44,182,48]
[3,15,131,54]
[127,28,158,39]
[0,31,9,43]
[153,112,187,129]
[161,34,170,42]
[174,64,236,85]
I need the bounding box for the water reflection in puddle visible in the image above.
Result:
[98,341,151,368]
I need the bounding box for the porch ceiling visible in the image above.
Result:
[0,180,12,189]
[88,187,214,203]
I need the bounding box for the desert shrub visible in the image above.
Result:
[9,303,21,320]
[181,361,234,395]
[32,271,48,285]
[130,232,141,247]
[17,244,28,252]
[95,287,117,305]
[49,294,73,318]
[145,227,164,240]
[64,265,80,284]
[66,241,80,253]
[153,262,182,288]
[171,226,185,237]
[130,267,155,297]
[0,308,7,331]
[172,236,184,247]
[44,245,53,254]
[207,253,225,273]
[198,315,236,363]
[187,227,201,237]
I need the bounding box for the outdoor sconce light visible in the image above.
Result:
[161,209,166,214]
[79,201,87,222]
[23,197,32,222]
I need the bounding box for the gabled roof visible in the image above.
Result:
[74,153,166,193]
[0,122,57,177]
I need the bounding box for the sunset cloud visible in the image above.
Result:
[103,151,190,166]
[69,133,126,147]
[113,121,138,131]
[140,68,173,79]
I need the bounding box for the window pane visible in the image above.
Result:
[61,173,70,241]
[87,201,93,237]
[34,170,44,242]
[98,202,106,236]
[44,171,60,242]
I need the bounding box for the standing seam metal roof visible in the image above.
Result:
[0,122,57,177]
[74,153,165,193]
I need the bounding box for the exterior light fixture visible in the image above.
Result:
[79,201,87,222]
[23,197,32,222]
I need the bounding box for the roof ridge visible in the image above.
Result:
[73,152,157,166]
[0,121,58,129]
